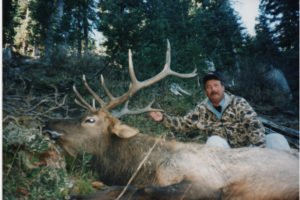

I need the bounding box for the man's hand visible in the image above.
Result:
[149,111,164,122]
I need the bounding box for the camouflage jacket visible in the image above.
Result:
[162,91,266,148]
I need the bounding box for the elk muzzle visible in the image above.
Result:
[43,129,63,140]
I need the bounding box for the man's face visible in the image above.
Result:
[205,79,225,105]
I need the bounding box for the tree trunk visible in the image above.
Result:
[57,0,64,21]
[83,1,88,54]
[32,41,38,57]
[44,1,54,62]
[83,16,88,54]
[77,5,82,56]
[78,37,82,56]
[45,0,65,61]
[56,0,68,54]
[22,7,30,55]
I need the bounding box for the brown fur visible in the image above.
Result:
[222,179,299,200]
[44,110,299,200]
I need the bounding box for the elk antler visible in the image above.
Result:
[112,100,163,118]
[73,39,197,113]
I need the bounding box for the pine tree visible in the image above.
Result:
[3,0,18,46]
[62,0,98,55]
[259,0,299,51]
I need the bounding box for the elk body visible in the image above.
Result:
[44,41,299,200]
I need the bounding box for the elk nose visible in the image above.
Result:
[42,121,63,140]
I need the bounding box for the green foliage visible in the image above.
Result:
[2,121,96,199]
[6,0,99,57]
[188,0,243,71]
[3,122,71,199]
[62,0,99,54]
[3,166,70,200]
[98,0,243,78]
[73,179,95,195]
[3,0,19,44]
[66,150,93,179]
[64,149,95,195]
[259,0,299,51]
[3,122,50,152]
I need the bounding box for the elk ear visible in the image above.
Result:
[111,122,139,138]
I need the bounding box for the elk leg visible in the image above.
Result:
[137,182,223,200]
[70,185,139,200]
[70,182,223,200]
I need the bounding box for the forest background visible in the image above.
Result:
[2,0,299,199]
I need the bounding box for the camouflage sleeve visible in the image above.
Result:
[236,98,266,147]
[162,105,201,134]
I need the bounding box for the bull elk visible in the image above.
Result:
[43,40,299,200]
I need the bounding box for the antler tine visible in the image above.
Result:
[100,75,116,101]
[82,75,107,108]
[74,99,91,111]
[165,39,197,78]
[131,39,197,89]
[73,85,97,112]
[128,49,139,89]
[163,39,171,72]
[92,99,96,109]
[112,100,163,118]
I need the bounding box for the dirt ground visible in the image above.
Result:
[253,105,299,130]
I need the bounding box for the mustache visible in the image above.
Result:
[210,91,219,95]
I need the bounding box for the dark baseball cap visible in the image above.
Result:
[203,71,222,86]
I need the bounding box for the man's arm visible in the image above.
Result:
[150,105,202,134]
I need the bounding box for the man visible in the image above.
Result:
[150,71,290,150]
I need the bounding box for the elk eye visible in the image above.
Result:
[85,118,96,123]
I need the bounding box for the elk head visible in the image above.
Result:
[43,40,197,157]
